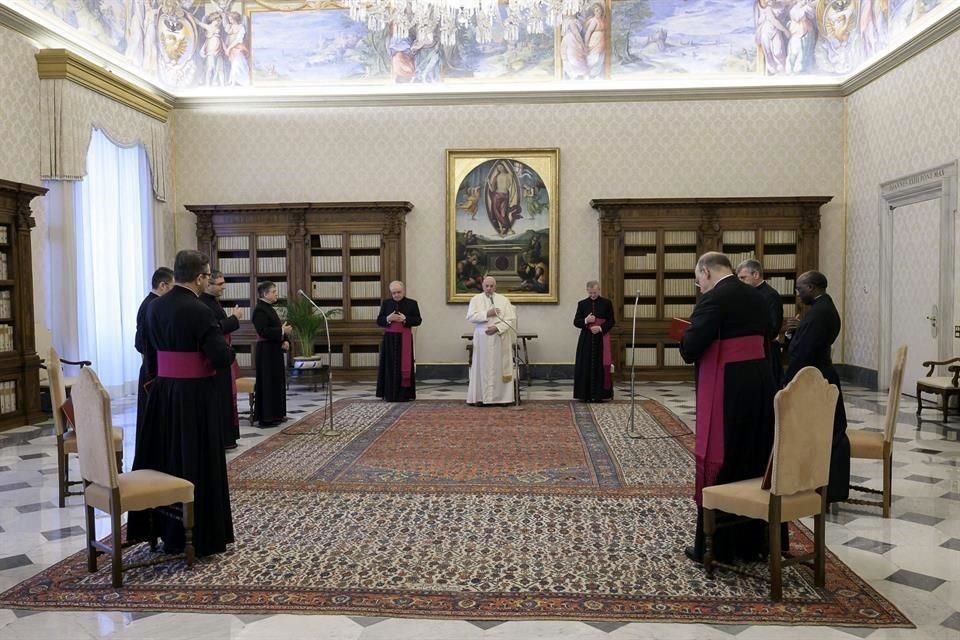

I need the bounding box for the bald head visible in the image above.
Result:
[482,276,497,295]
[694,252,734,293]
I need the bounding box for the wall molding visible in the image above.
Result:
[35,49,172,122]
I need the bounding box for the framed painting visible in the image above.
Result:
[446,148,559,303]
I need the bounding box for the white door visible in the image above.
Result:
[891,199,942,396]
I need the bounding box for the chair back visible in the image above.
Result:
[770,366,839,496]
[70,368,119,490]
[883,345,908,444]
[48,346,69,437]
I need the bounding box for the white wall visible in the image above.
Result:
[845,27,960,372]
[173,98,845,365]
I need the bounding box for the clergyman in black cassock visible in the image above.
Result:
[200,272,241,449]
[376,281,422,402]
[573,281,615,402]
[129,252,235,557]
[253,282,290,426]
[783,271,849,503]
[735,259,785,388]
[134,267,173,448]
[680,252,776,563]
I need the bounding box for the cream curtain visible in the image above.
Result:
[39,79,169,203]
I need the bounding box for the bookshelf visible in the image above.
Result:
[0,180,46,431]
[191,201,413,380]
[591,197,829,380]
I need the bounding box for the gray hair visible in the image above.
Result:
[735,259,763,276]
[586,280,600,289]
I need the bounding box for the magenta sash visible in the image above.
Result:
[588,317,613,389]
[694,334,765,505]
[156,351,215,379]
[385,322,413,388]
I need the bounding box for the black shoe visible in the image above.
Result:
[684,546,703,564]
[224,443,239,451]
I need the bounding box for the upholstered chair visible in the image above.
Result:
[48,346,123,507]
[71,367,195,588]
[847,345,908,517]
[702,366,838,601]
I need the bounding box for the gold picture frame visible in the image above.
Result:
[446,148,560,303]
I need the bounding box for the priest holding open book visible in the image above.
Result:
[678,252,776,565]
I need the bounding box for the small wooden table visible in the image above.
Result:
[462,332,538,387]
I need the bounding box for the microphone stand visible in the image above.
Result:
[627,289,642,438]
[494,307,523,409]
[298,289,337,436]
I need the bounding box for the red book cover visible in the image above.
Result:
[669,317,691,341]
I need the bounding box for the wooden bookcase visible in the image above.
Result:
[590,197,829,381]
[0,180,46,431]
[191,202,412,380]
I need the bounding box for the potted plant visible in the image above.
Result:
[282,296,340,360]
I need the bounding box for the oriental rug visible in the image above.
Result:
[0,399,911,627]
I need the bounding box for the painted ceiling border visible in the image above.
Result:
[1,1,958,110]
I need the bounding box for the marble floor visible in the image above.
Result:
[0,378,958,639]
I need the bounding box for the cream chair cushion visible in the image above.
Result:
[84,469,194,514]
[918,376,958,390]
[702,478,823,522]
[236,377,256,394]
[848,430,884,459]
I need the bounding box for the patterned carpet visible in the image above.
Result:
[0,399,911,626]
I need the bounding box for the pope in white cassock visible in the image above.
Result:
[466,276,517,405]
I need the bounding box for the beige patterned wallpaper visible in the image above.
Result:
[173,98,845,364]
[845,28,960,371]
[0,26,51,356]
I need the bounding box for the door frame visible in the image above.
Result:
[878,161,957,389]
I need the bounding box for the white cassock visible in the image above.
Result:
[466,292,517,404]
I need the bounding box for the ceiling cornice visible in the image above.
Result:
[36,49,173,122]
[841,4,960,96]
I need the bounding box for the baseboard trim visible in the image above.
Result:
[836,364,878,390]
[415,364,575,381]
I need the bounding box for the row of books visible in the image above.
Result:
[351,306,379,320]
[312,256,342,272]
[624,347,657,366]
[725,251,756,266]
[764,230,797,245]
[350,281,381,298]
[0,381,16,413]
[663,253,696,270]
[350,234,381,249]
[349,352,379,367]
[221,282,249,300]
[235,352,252,368]
[0,324,12,351]
[722,230,755,245]
[624,231,656,246]
[663,303,694,317]
[783,303,797,318]
[767,276,796,295]
[0,290,10,320]
[624,254,657,271]
[257,257,287,273]
[623,304,656,318]
[663,231,698,246]
[0,226,8,244]
[0,252,8,280]
[312,281,344,298]
[624,279,658,296]
[257,235,286,250]
[350,255,381,273]
[662,279,697,296]
[217,236,249,251]
[218,257,250,274]
[764,254,796,270]
[314,234,342,249]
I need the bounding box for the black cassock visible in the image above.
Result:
[375,297,422,402]
[573,296,615,402]
[253,300,288,426]
[680,276,776,562]
[783,293,849,502]
[129,285,235,557]
[134,291,158,447]
[200,293,240,448]
[756,280,785,389]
